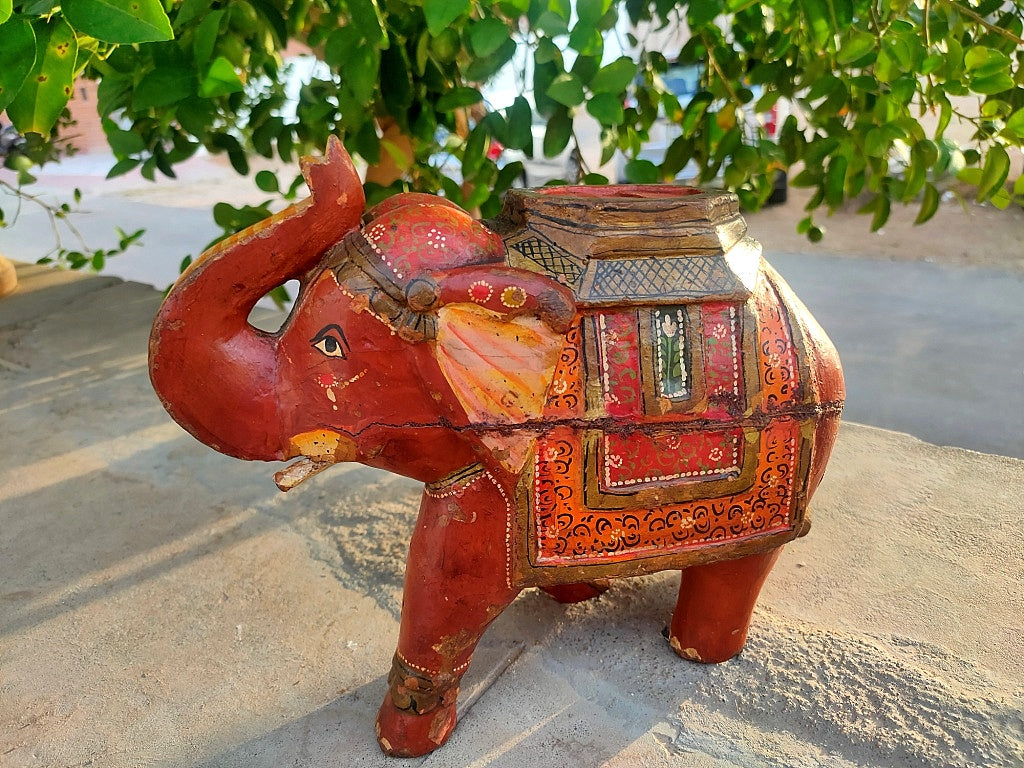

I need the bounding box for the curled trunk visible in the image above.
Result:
[149,137,365,460]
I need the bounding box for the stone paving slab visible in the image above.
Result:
[1,263,1021,767]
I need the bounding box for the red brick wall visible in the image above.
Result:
[63,79,107,154]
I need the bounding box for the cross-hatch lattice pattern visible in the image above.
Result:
[586,256,736,300]
[508,236,586,284]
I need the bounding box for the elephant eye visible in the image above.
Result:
[311,324,349,359]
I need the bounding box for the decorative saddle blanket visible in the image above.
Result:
[523,273,811,568]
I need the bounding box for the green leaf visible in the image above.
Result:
[106,157,141,178]
[494,160,525,194]
[536,37,561,64]
[469,17,508,58]
[543,107,572,157]
[586,92,624,125]
[461,125,487,179]
[132,67,193,110]
[506,96,533,151]
[192,10,224,69]
[976,145,1010,201]
[6,19,77,135]
[424,0,470,37]
[568,22,603,56]
[62,0,172,44]
[988,185,1011,210]
[436,86,482,112]
[326,27,379,103]
[801,0,831,49]
[970,74,1014,96]
[1004,108,1024,141]
[576,0,609,25]
[0,19,36,114]
[210,132,249,175]
[173,0,207,29]
[199,56,244,98]
[663,136,694,177]
[536,10,569,37]
[347,0,388,47]
[870,194,890,232]
[101,119,145,155]
[964,46,1010,77]
[687,0,720,27]
[624,158,659,183]
[590,56,635,94]
[914,183,940,225]
[546,73,584,107]
[0,0,12,23]
[380,43,413,124]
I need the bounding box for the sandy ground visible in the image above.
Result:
[1,162,1022,766]
[746,184,1024,275]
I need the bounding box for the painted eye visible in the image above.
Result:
[311,324,349,359]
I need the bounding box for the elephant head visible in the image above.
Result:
[149,140,575,489]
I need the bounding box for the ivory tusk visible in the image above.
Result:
[274,457,333,491]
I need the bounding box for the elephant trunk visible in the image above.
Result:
[149,137,365,461]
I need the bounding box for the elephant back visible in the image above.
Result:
[486,188,845,581]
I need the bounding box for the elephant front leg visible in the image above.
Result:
[668,548,781,664]
[376,470,520,757]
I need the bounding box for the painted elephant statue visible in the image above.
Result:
[149,138,844,757]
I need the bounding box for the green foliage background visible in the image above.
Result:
[1,0,1022,260]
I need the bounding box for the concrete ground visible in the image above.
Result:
[1,258,1022,766]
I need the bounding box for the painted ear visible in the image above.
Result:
[426,266,577,429]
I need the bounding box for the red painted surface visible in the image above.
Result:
[148,141,845,757]
[669,548,783,663]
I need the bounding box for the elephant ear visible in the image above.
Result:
[430,266,575,470]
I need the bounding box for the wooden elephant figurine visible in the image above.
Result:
[149,138,844,757]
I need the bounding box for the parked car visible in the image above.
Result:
[618,62,789,204]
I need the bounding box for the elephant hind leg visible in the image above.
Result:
[540,579,611,604]
[668,548,781,664]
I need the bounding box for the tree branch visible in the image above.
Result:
[936,0,1024,46]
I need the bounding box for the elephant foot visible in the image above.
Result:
[669,549,782,664]
[375,654,460,757]
[375,696,457,757]
[540,579,611,604]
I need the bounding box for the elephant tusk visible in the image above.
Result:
[274,457,334,491]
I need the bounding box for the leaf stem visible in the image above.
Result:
[936,0,1024,46]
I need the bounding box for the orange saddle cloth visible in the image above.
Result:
[525,275,808,567]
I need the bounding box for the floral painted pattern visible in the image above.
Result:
[596,311,642,418]
[654,307,688,398]
[543,319,584,418]
[601,428,744,489]
[531,419,800,565]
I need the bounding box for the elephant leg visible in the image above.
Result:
[376,471,520,757]
[539,579,611,603]
[667,548,781,664]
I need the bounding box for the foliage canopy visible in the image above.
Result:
[1,0,1022,257]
